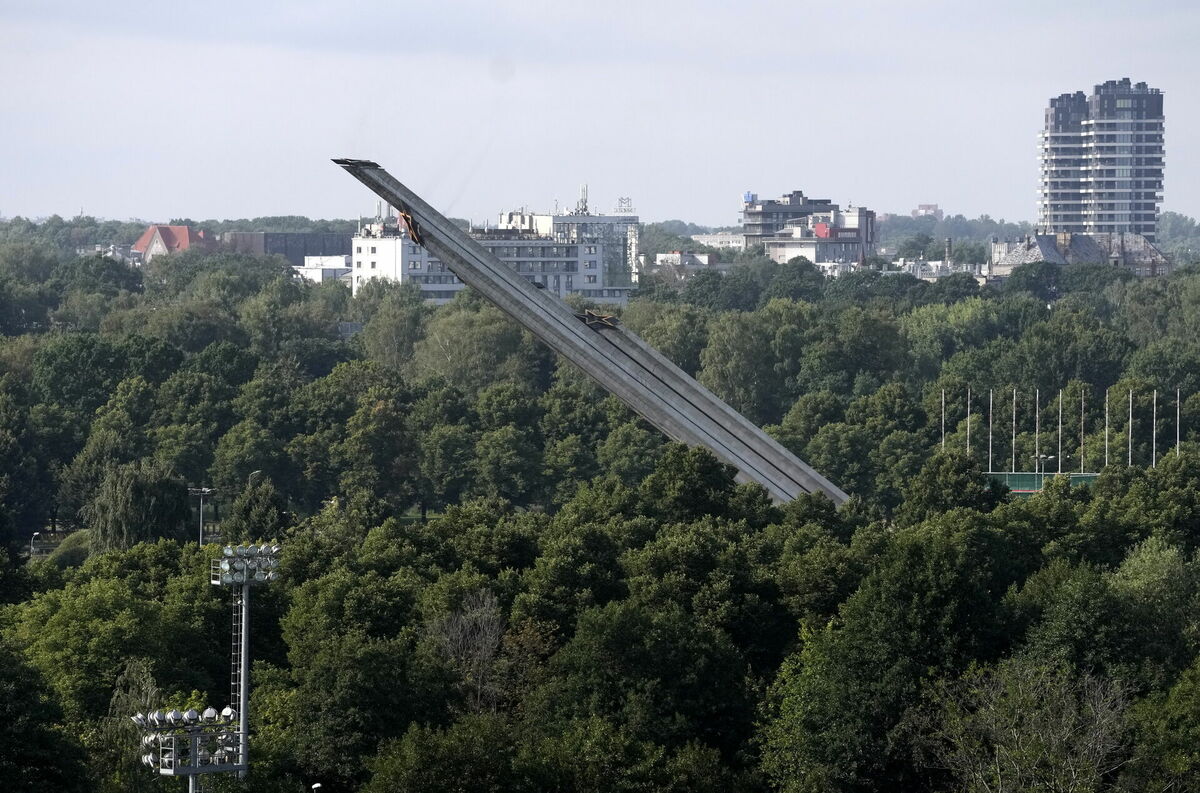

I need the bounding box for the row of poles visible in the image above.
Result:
[939,387,1184,474]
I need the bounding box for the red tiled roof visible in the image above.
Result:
[132,225,207,254]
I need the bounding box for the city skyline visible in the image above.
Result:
[2,0,1198,226]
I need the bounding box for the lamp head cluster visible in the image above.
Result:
[131,708,244,774]
[212,542,281,587]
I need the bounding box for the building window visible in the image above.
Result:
[356,246,362,253]
[356,261,362,268]
[586,260,597,269]
[370,246,377,254]
[370,262,376,269]
[586,275,597,283]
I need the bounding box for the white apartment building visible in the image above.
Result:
[689,231,745,251]
[497,192,640,287]
[635,251,731,283]
[350,220,631,305]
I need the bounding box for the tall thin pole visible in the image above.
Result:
[1153,389,1158,467]
[1035,388,1040,476]
[198,492,205,546]
[941,389,945,449]
[1128,388,1133,466]
[1105,389,1109,467]
[988,389,994,473]
[966,387,971,454]
[1080,388,1085,474]
[239,582,251,780]
[1178,388,1182,455]
[1057,389,1063,474]
[1011,387,1017,473]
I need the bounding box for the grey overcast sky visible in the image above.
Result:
[1,0,1197,226]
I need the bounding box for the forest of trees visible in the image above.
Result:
[4,222,1200,792]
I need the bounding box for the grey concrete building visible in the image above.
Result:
[1038,78,1165,241]
[741,190,838,246]
[222,231,352,267]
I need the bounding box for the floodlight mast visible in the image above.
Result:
[331,159,847,506]
[132,543,281,791]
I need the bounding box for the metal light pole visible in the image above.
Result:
[29,531,40,558]
[1011,388,1017,474]
[189,488,216,546]
[133,542,280,789]
[213,542,281,780]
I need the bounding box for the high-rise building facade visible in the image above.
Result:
[1038,78,1164,241]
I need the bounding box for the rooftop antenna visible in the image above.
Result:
[575,184,589,215]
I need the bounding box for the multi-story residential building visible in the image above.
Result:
[761,204,876,265]
[741,190,839,246]
[497,193,639,287]
[350,219,631,305]
[689,231,745,251]
[1038,78,1164,241]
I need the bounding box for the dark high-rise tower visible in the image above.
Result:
[1038,78,1164,241]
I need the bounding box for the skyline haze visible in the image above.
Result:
[2,0,1197,226]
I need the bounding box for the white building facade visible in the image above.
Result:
[350,220,632,305]
[497,200,640,287]
[689,231,745,251]
[635,251,731,283]
[295,255,351,284]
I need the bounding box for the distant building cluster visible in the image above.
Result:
[740,191,876,266]
[129,226,351,268]
[340,190,637,305]
[989,232,1170,278]
[121,76,1174,297]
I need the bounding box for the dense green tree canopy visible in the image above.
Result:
[2,221,1200,792]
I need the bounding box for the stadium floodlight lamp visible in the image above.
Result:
[223,545,235,557]
[221,707,236,723]
[202,707,218,722]
[142,752,157,768]
[235,545,249,558]
[166,709,183,726]
[131,712,147,727]
[149,710,165,727]
[183,709,200,725]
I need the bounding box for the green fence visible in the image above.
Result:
[988,471,1100,496]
